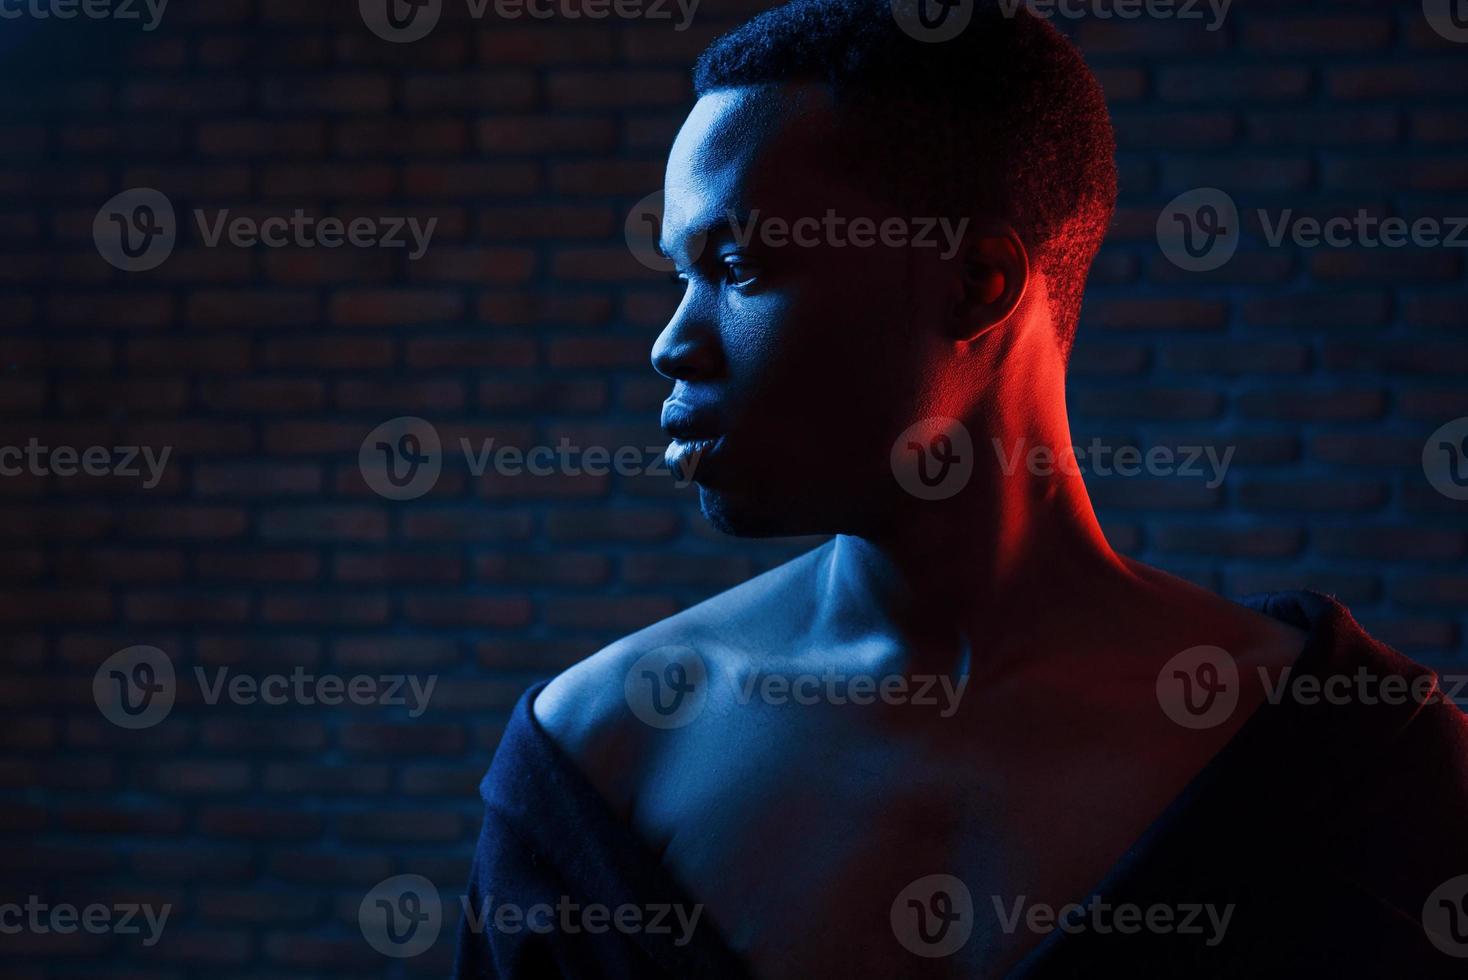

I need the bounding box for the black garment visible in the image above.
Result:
[456,591,1468,978]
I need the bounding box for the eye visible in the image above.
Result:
[723,257,759,288]
[667,270,689,290]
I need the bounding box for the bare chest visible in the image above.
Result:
[636,716,1207,978]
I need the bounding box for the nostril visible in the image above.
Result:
[651,323,723,383]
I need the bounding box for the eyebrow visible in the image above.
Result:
[661,208,753,260]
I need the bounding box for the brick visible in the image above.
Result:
[478,116,619,154]
[260,74,393,113]
[476,551,612,586]
[259,507,389,542]
[402,595,533,627]
[1328,62,1468,100]
[195,549,322,581]
[1317,525,1465,563]
[1237,479,1388,513]
[1158,67,1311,102]
[1085,298,1228,331]
[1153,524,1304,558]
[1069,387,1222,420]
[186,290,320,329]
[198,120,328,157]
[546,70,687,109]
[1159,340,1308,374]
[1242,290,1390,329]
[334,118,469,156]
[402,72,537,111]
[403,162,539,198]
[329,289,466,326]
[1241,16,1392,53]
[1237,388,1385,422]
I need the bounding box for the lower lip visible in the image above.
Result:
[665,436,724,481]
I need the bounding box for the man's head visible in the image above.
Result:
[654,0,1117,537]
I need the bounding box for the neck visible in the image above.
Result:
[815,396,1136,671]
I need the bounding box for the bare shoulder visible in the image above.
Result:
[1119,557,1309,672]
[531,544,826,815]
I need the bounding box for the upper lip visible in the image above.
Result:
[661,398,723,441]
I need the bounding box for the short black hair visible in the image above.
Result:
[693,0,1117,364]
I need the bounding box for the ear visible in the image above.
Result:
[949,228,1029,343]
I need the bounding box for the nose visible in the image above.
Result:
[651,294,723,382]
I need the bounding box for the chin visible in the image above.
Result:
[696,484,848,539]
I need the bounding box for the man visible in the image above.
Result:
[458,1,1468,976]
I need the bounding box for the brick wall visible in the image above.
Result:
[2,0,1466,975]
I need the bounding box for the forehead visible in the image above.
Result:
[662,83,862,242]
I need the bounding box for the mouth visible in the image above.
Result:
[661,399,726,483]
[664,435,720,481]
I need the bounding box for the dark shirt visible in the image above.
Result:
[456,590,1468,978]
